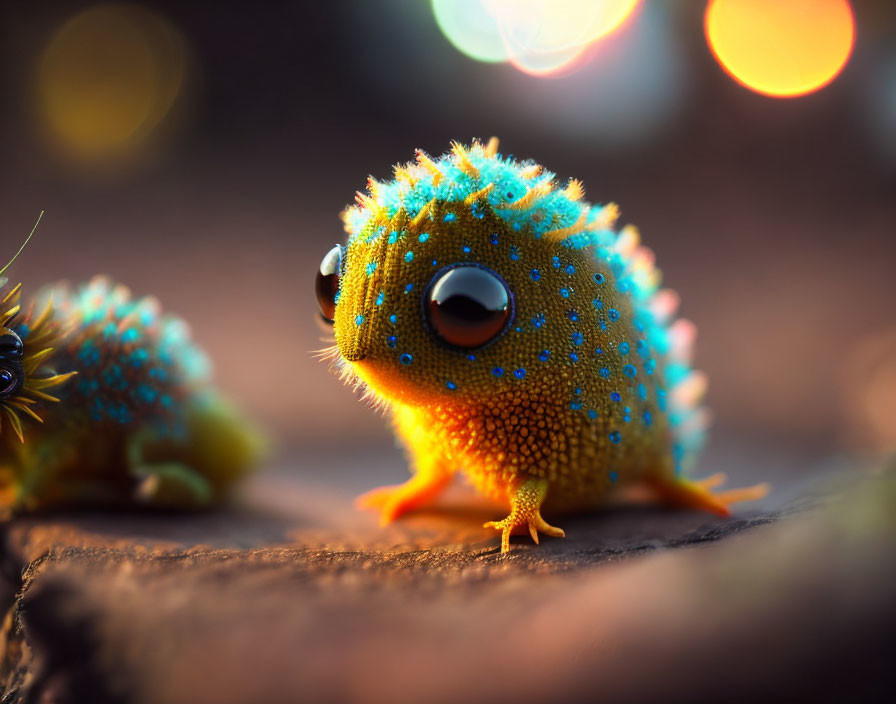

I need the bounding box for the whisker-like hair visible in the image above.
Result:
[311,344,341,362]
[358,386,391,416]
[320,351,392,417]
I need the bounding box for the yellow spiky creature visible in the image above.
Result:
[316,140,767,553]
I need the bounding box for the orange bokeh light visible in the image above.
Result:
[705,0,855,98]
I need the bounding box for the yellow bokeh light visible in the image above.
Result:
[705,0,855,98]
[37,3,189,164]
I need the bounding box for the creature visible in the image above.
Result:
[317,139,768,553]
[0,219,263,515]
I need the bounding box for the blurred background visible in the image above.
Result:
[0,0,893,473]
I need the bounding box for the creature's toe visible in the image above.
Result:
[355,487,405,525]
[484,512,566,554]
[483,519,513,553]
[354,485,397,511]
[532,513,566,539]
[528,522,540,544]
[714,483,771,506]
[355,483,436,526]
[647,474,770,517]
[694,472,727,490]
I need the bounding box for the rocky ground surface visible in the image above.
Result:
[0,446,893,704]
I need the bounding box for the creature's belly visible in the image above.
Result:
[456,420,674,513]
[409,386,675,511]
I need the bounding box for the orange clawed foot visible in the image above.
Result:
[484,478,566,554]
[355,470,452,526]
[648,472,770,517]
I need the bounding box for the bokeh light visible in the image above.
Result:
[705,0,855,98]
[501,3,688,146]
[490,0,640,76]
[36,3,190,166]
[859,50,896,167]
[432,0,640,77]
[431,0,508,63]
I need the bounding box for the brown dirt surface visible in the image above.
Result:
[0,452,893,704]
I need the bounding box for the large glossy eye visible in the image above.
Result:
[315,245,343,323]
[0,330,24,360]
[0,366,20,398]
[426,265,512,349]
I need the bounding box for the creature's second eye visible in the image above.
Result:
[0,331,24,361]
[315,245,343,324]
[426,265,512,349]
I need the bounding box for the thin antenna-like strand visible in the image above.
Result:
[0,211,43,278]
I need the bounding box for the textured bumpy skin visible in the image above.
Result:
[325,139,767,552]
[0,276,263,514]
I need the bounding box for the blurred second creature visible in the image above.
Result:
[0,223,264,516]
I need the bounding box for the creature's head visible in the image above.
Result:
[316,140,643,409]
[0,215,75,441]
